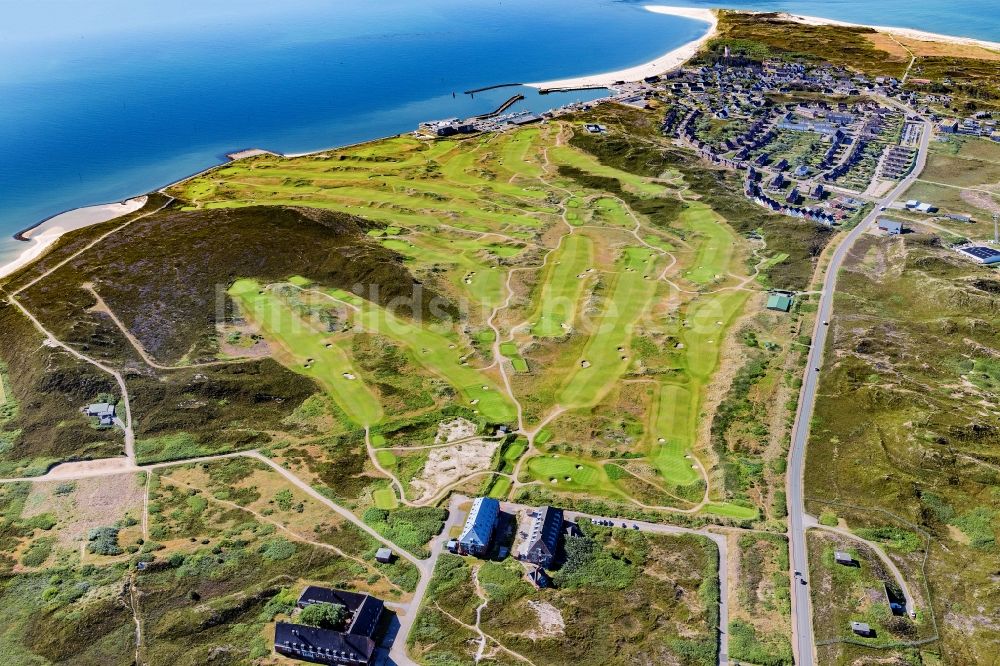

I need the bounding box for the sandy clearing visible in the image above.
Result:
[24,471,144,548]
[0,196,147,280]
[523,6,716,89]
[409,439,500,503]
[523,600,565,640]
[42,457,137,479]
[435,417,479,445]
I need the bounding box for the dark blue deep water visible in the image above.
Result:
[1,0,997,265]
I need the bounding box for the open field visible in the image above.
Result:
[529,233,594,337]
[807,232,1000,663]
[229,279,383,426]
[410,525,720,666]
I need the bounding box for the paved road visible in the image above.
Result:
[786,108,932,665]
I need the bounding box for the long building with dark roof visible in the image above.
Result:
[518,505,563,568]
[274,587,385,665]
[458,496,500,556]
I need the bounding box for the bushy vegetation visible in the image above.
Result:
[362,506,446,558]
[20,536,55,567]
[729,619,793,666]
[86,526,122,556]
[299,602,347,629]
[414,530,720,666]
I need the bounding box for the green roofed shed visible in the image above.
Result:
[766,293,793,312]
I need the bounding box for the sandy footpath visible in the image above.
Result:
[0,196,147,280]
[524,6,717,90]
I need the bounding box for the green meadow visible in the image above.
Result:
[173,111,759,519]
[529,234,594,337]
[558,246,659,409]
[228,279,383,426]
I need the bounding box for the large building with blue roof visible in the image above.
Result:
[457,497,500,556]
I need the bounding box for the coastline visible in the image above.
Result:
[3,6,997,284]
[0,197,147,280]
[523,6,717,90]
[781,11,1000,52]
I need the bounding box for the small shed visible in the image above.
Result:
[850,621,873,637]
[375,548,394,564]
[766,293,793,312]
[834,550,855,566]
[84,402,117,428]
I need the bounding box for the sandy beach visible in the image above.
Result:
[0,197,147,280]
[524,5,1000,92]
[523,6,717,90]
[783,12,1000,52]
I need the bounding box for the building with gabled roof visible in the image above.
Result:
[458,497,500,556]
[276,586,385,665]
[767,293,793,312]
[84,402,116,428]
[518,506,563,568]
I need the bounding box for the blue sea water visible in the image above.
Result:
[1,0,997,266]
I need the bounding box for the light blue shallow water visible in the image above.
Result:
[1,0,997,265]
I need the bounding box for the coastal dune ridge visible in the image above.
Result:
[783,11,1000,52]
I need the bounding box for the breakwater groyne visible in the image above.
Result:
[473,94,525,119]
[539,84,609,94]
[463,83,522,95]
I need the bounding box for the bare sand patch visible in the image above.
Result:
[435,417,479,444]
[217,321,271,359]
[409,439,501,502]
[961,190,1000,216]
[522,600,565,640]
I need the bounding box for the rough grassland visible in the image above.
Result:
[807,233,1000,664]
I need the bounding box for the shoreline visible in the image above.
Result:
[779,11,1000,52]
[524,6,717,90]
[3,7,997,283]
[0,197,147,280]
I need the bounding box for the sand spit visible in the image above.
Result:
[0,196,147,280]
[523,6,717,90]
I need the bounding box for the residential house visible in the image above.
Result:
[84,402,116,428]
[877,218,904,235]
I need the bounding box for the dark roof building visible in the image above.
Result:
[458,497,500,556]
[276,587,385,665]
[274,622,378,665]
[518,506,563,568]
[85,402,116,427]
[877,217,904,235]
[959,245,1000,265]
